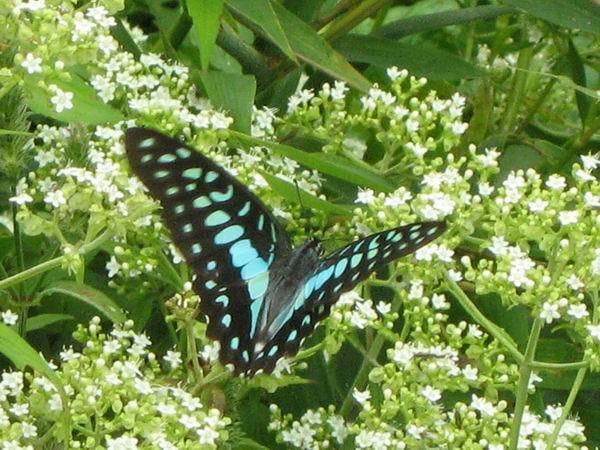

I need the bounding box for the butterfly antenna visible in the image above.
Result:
[293,179,305,210]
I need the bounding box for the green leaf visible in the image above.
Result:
[247,373,311,393]
[375,5,516,39]
[0,323,71,444]
[110,19,141,59]
[261,171,352,215]
[566,39,590,124]
[23,73,123,125]
[197,71,256,133]
[38,281,126,323]
[503,0,600,33]
[496,144,546,185]
[227,0,371,92]
[232,438,270,450]
[187,0,224,70]
[26,314,74,333]
[224,0,297,63]
[231,131,395,192]
[0,323,64,390]
[334,34,483,81]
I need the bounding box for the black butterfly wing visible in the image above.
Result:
[248,221,446,374]
[125,127,292,372]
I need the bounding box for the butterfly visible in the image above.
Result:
[124,127,446,375]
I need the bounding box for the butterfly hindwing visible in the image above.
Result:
[247,222,446,373]
[124,128,291,371]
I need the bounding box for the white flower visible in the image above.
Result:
[21,53,42,74]
[156,402,176,416]
[105,256,120,278]
[431,293,449,309]
[352,388,371,404]
[22,421,37,438]
[421,192,455,217]
[330,81,348,101]
[9,192,33,205]
[462,364,478,381]
[106,436,138,450]
[44,190,66,207]
[581,153,600,171]
[386,66,405,80]
[584,192,600,208]
[546,175,566,190]
[72,14,95,41]
[467,324,483,338]
[575,169,595,182]
[406,117,420,133]
[327,416,348,443]
[375,301,391,315]
[478,148,501,167]
[49,85,74,113]
[421,385,441,402]
[528,199,548,213]
[59,347,80,361]
[587,324,600,342]
[360,95,376,111]
[1,310,18,326]
[355,188,375,204]
[405,142,427,157]
[451,121,468,135]
[471,394,496,416]
[164,350,182,369]
[384,187,412,207]
[503,173,526,191]
[489,236,509,256]
[566,274,583,290]
[567,303,588,319]
[179,414,200,429]
[342,137,367,159]
[558,210,579,225]
[479,182,494,196]
[540,301,560,324]
[10,403,29,416]
[15,0,45,12]
[508,255,535,289]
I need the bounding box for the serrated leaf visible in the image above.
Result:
[38,281,126,323]
[23,73,123,125]
[334,34,482,81]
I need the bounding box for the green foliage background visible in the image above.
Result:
[0,0,599,449]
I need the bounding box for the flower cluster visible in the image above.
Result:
[0,318,230,448]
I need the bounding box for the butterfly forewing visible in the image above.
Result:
[125,128,291,371]
[247,221,446,374]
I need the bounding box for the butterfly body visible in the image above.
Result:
[125,127,446,375]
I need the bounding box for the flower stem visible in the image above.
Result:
[339,285,403,418]
[545,366,588,448]
[445,276,523,364]
[0,228,113,291]
[508,317,543,450]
